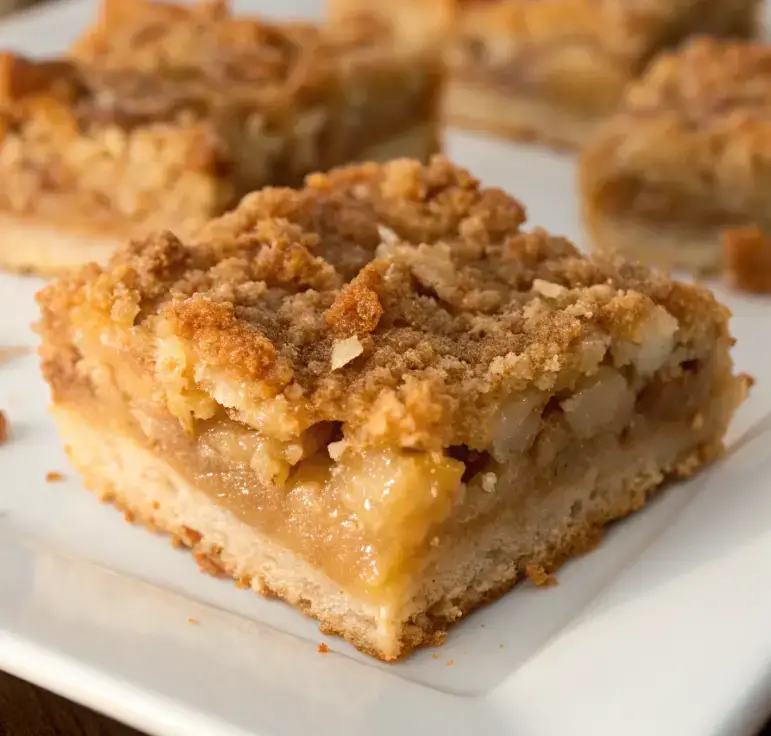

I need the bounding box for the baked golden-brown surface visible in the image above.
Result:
[331,0,760,148]
[0,0,441,275]
[580,38,771,273]
[38,157,748,660]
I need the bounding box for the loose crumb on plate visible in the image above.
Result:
[317,642,330,654]
[194,550,226,577]
[525,564,558,587]
[432,653,441,660]
[0,410,7,444]
[446,659,454,667]
[722,226,771,294]
[45,471,65,482]
[187,617,199,624]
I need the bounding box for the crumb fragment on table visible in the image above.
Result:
[0,410,8,444]
[194,550,226,577]
[187,617,199,624]
[45,471,64,482]
[317,642,330,654]
[723,226,771,294]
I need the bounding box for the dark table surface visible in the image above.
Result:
[0,670,139,735]
[1,668,771,736]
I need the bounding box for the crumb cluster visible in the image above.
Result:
[723,226,771,294]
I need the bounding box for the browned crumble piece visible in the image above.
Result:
[0,410,8,444]
[525,564,558,588]
[330,0,760,150]
[581,39,771,274]
[45,471,65,483]
[37,155,747,662]
[722,226,771,294]
[317,642,330,654]
[187,617,199,624]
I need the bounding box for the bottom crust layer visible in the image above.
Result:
[0,213,124,276]
[444,79,606,151]
[584,209,725,275]
[53,397,729,661]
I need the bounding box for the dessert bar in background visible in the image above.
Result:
[0,0,442,275]
[580,39,771,274]
[38,156,748,661]
[329,0,760,149]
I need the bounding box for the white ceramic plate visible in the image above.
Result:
[2,2,771,735]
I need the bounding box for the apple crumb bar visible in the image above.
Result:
[37,156,748,660]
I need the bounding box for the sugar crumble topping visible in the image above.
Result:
[622,38,771,128]
[38,156,731,451]
[71,0,402,90]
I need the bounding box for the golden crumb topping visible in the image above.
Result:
[71,0,399,93]
[450,0,751,62]
[0,54,84,104]
[622,38,771,125]
[722,225,771,294]
[38,156,732,451]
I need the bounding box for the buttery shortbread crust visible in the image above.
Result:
[0,0,441,275]
[38,156,748,660]
[56,404,719,659]
[581,38,771,273]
